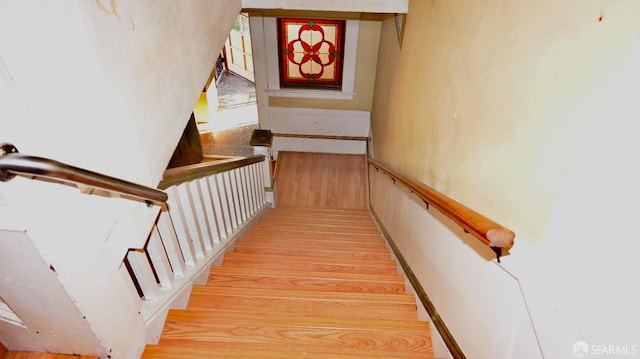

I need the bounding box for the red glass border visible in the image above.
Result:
[278,18,345,88]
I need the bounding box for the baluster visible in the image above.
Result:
[233,168,247,223]
[241,166,252,218]
[126,249,159,300]
[171,184,205,259]
[251,163,261,211]
[224,171,240,228]
[157,209,190,272]
[206,175,227,240]
[213,173,233,236]
[186,181,212,252]
[146,227,174,288]
[246,165,257,215]
[257,162,267,206]
[198,177,221,245]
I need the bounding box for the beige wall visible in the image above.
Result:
[269,20,380,111]
[372,0,640,356]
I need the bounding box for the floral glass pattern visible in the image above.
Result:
[278,18,345,88]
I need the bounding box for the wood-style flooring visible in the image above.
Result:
[275,151,367,209]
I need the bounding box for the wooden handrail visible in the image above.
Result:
[368,158,515,251]
[159,155,265,189]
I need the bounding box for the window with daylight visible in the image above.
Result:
[277,18,346,89]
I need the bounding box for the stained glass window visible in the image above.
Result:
[278,18,345,89]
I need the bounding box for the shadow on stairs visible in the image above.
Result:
[142,206,434,358]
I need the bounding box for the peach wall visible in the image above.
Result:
[371,0,640,357]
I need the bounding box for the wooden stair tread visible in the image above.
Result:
[270,206,372,216]
[244,229,383,243]
[144,341,431,358]
[209,266,404,283]
[190,285,416,304]
[188,286,418,321]
[249,225,381,237]
[221,258,398,275]
[258,214,377,227]
[187,293,418,320]
[233,246,392,260]
[157,328,430,357]
[222,252,397,268]
[165,310,429,331]
[235,240,390,254]
[208,274,406,294]
[158,312,431,356]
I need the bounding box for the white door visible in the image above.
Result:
[224,13,254,82]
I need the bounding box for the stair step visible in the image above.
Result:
[270,206,372,217]
[143,341,431,359]
[156,311,431,357]
[250,223,381,236]
[258,213,377,228]
[208,268,406,294]
[221,254,398,275]
[238,237,388,252]
[209,266,404,283]
[235,239,390,255]
[233,246,392,260]
[223,252,397,268]
[244,229,383,243]
[187,290,418,320]
[264,214,374,224]
[190,286,416,304]
[167,310,429,332]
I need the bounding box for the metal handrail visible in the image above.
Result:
[0,143,167,204]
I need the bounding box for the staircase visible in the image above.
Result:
[140,152,434,358]
[141,206,434,358]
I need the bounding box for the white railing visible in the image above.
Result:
[120,157,269,343]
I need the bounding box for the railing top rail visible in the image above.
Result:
[0,144,167,204]
[159,155,265,189]
[368,158,515,251]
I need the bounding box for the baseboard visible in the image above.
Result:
[370,205,465,359]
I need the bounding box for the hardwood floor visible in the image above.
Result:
[275,152,367,209]
[0,329,97,359]
[2,352,97,359]
[142,207,433,358]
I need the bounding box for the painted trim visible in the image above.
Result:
[269,107,370,136]
[241,0,409,13]
[273,133,368,141]
[266,88,356,100]
[268,107,370,157]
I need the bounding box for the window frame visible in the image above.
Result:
[263,18,359,100]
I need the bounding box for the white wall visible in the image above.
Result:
[0,1,242,357]
[370,168,541,358]
[0,0,240,186]
[269,107,369,158]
